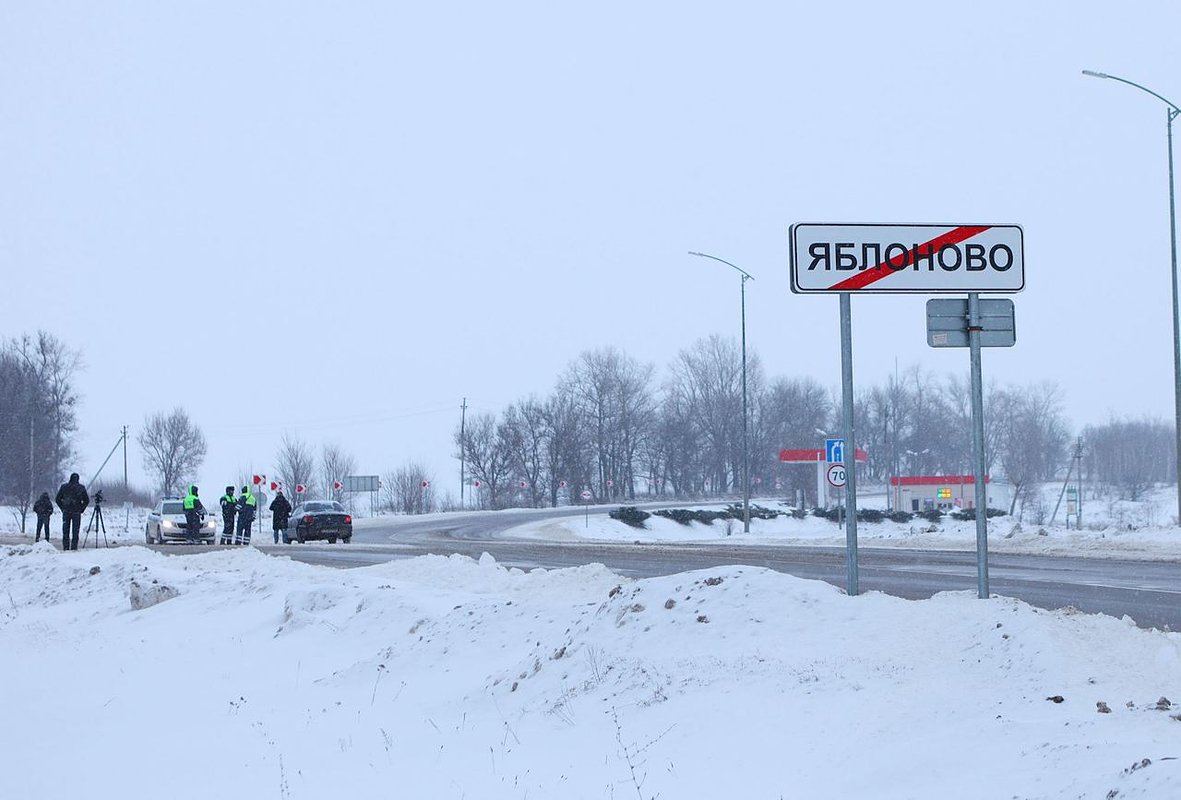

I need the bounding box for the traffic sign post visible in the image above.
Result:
[826,463,847,488]
[580,489,592,527]
[791,221,1025,599]
[839,292,858,596]
[967,294,990,597]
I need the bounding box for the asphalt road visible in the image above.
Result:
[248,506,1181,631]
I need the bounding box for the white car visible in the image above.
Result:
[144,498,217,545]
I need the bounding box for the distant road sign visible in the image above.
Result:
[790,223,1024,294]
[580,489,592,501]
[342,475,379,493]
[825,438,845,464]
[826,463,847,488]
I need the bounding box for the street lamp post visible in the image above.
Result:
[1083,69,1181,526]
[689,251,755,533]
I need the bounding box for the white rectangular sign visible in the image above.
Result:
[790,223,1024,294]
[342,474,380,492]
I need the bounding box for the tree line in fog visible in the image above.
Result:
[0,331,1172,522]
[455,336,1176,514]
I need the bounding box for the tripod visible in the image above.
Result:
[81,502,109,548]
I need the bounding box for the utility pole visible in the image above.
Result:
[122,425,129,531]
[459,397,468,508]
[29,418,35,518]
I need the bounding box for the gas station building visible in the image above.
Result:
[889,475,993,512]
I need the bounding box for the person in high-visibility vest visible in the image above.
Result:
[235,485,257,545]
[219,486,237,545]
[182,485,206,545]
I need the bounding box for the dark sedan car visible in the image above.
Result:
[285,501,352,543]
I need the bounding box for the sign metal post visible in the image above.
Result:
[791,222,1024,600]
[968,293,990,599]
[839,292,859,596]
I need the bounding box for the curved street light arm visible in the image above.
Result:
[1083,69,1181,115]
[1084,67,1181,528]
[688,250,756,282]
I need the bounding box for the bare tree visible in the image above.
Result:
[12,331,81,479]
[993,383,1070,516]
[0,353,48,530]
[455,413,512,509]
[1084,417,1174,500]
[499,399,549,507]
[542,391,590,506]
[0,333,83,530]
[138,408,207,496]
[758,376,832,505]
[384,462,435,514]
[558,348,657,501]
[274,434,316,498]
[667,335,746,495]
[320,443,357,504]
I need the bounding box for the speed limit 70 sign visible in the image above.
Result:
[826,463,847,488]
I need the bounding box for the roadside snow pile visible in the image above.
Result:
[1,545,1180,799]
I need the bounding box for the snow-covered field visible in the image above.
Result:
[5,484,1181,798]
[509,501,1181,562]
[506,484,1181,563]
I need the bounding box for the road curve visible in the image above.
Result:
[257,506,1181,631]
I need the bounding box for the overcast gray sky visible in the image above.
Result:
[1,1,1177,496]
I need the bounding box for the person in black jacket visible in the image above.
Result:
[270,490,292,544]
[55,473,90,551]
[33,491,54,543]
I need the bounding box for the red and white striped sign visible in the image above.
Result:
[790,224,1024,294]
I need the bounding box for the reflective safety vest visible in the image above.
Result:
[184,489,198,510]
[242,491,257,508]
[221,494,236,511]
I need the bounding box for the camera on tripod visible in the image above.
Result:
[83,488,108,548]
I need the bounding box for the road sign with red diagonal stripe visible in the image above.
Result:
[790,223,1024,293]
